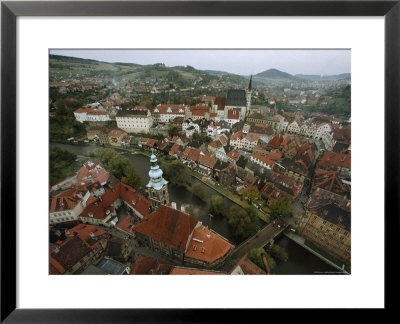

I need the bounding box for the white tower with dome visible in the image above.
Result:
[146,150,169,209]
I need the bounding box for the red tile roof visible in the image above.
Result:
[219,134,228,145]
[170,268,224,275]
[230,131,244,141]
[245,133,260,143]
[76,161,110,185]
[185,226,233,263]
[198,152,217,169]
[49,236,91,274]
[66,224,106,241]
[227,109,240,120]
[227,150,240,162]
[208,140,222,149]
[251,152,275,167]
[182,146,200,162]
[318,152,351,169]
[152,104,185,114]
[268,133,284,149]
[214,97,226,110]
[116,214,137,235]
[118,182,152,217]
[169,143,182,155]
[130,254,173,274]
[229,253,267,274]
[134,205,199,252]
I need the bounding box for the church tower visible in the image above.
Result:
[245,75,253,117]
[146,150,169,210]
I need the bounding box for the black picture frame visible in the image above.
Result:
[1,0,397,321]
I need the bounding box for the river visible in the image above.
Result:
[50,143,340,274]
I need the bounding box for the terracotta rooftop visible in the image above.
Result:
[227,109,240,120]
[185,226,233,263]
[152,104,185,114]
[117,182,152,218]
[268,133,284,149]
[170,268,225,275]
[251,152,275,166]
[116,214,137,235]
[214,97,226,110]
[49,236,91,274]
[198,151,217,169]
[134,205,199,252]
[229,253,267,275]
[318,151,351,169]
[130,254,173,275]
[76,161,110,185]
[227,150,240,162]
[66,224,106,241]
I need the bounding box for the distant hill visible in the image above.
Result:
[295,73,351,81]
[255,68,297,80]
[49,54,249,88]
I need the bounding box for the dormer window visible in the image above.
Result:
[88,212,93,218]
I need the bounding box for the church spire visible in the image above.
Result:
[248,74,253,91]
[146,149,169,209]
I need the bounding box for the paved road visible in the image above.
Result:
[229,221,288,261]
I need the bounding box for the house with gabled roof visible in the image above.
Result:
[133,205,234,268]
[299,188,351,263]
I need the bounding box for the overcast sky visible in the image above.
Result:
[50,49,350,76]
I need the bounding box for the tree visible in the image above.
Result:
[192,182,208,202]
[121,164,142,189]
[248,248,276,271]
[49,147,77,186]
[225,205,256,238]
[168,125,180,138]
[269,196,293,219]
[269,244,288,262]
[160,159,191,188]
[241,186,260,204]
[209,195,224,216]
[95,148,141,188]
[245,206,259,222]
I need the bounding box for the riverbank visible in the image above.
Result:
[191,171,270,223]
[284,232,349,274]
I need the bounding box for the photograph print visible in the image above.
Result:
[48,49,351,275]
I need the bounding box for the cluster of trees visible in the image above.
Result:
[94,148,141,189]
[191,182,209,202]
[248,248,276,272]
[268,244,289,262]
[241,186,260,204]
[160,159,192,188]
[269,196,293,219]
[49,147,77,186]
[49,95,88,141]
[224,205,258,239]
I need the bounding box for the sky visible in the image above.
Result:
[50,49,350,76]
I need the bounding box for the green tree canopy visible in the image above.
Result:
[160,159,191,188]
[225,205,256,239]
[49,147,77,186]
[269,196,293,219]
[95,148,141,188]
[192,182,208,202]
[209,195,224,216]
[241,186,260,203]
[168,125,180,138]
[248,248,276,272]
[269,244,288,262]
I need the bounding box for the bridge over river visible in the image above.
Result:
[229,220,289,261]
